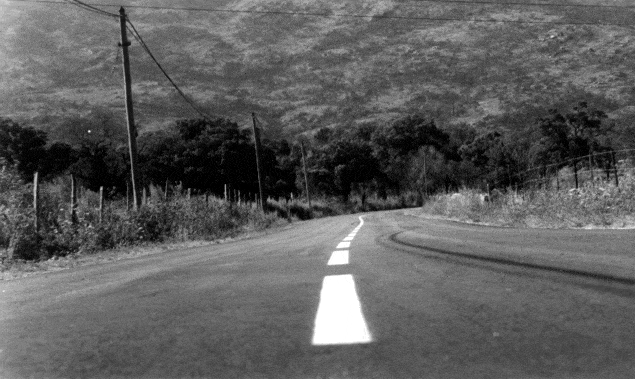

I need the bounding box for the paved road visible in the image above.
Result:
[1,210,634,378]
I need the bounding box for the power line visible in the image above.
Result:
[61,0,118,18]
[125,18,214,121]
[6,0,635,27]
[405,0,635,9]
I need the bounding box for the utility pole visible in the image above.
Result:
[300,140,311,208]
[119,7,141,210]
[252,113,265,210]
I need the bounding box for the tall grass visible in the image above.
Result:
[421,171,635,228]
[0,169,279,262]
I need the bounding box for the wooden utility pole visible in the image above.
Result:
[119,7,141,210]
[252,113,265,210]
[300,140,311,208]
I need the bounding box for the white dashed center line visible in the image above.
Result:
[311,274,372,345]
[327,250,349,266]
[312,216,371,345]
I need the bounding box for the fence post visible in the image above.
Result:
[612,151,619,187]
[573,159,579,189]
[99,186,104,224]
[33,172,39,233]
[70,174,78,224]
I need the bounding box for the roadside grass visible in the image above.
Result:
[421,173,635,229]
[1,164,421,277]
[0,195,284,279]
[0,165,282,275]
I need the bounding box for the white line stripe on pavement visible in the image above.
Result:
[327,250,349,265]
[336,241,351,249]
[312,275,372,345]
[343,236,354,241]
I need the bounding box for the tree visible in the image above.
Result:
[70,140,128,195]
[536,102,610,188]
[139,118,260,197]
[41,142,76,180]
[318,139,380,202]
[372,115,450,195]
[0,118,47,182]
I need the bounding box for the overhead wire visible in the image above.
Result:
[5,0,635,27]
[404,0,635,9]
[17,0,218,120]
[125,19,215,121]
[61,0,118,18]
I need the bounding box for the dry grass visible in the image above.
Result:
[421,173,635,229]
[0,168,281,266]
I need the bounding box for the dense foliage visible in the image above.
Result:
[0,101,625,203]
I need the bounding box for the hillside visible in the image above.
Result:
[1,0,635,138]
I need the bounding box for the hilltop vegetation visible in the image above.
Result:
[2,0,635,136]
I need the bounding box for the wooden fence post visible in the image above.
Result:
[612,151,619,187]
[99,186,104,224]
[70,174,78,224]
[33,172,39,232]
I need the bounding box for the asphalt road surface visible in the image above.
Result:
[1,210,634,378]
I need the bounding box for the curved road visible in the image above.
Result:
[1,210,634,378]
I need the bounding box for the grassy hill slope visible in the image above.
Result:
[1,0,635,137]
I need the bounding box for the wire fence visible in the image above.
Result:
[489,148,635,192]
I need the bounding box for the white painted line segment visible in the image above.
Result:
[343,236,354,241]
[312,275,372,345]
[336,241,351,249]
[327,250,349,265]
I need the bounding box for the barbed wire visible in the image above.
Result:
[489,148,635,189]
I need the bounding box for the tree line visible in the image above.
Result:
[0,101,624,205]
